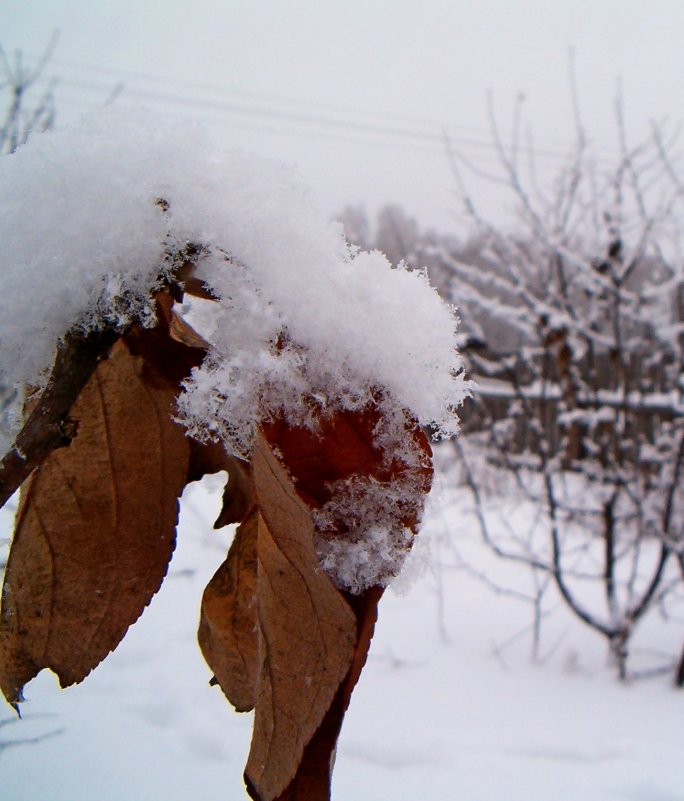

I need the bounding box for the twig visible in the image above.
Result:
[0,327,120,510]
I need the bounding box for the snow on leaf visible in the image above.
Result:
[261,403,433,593]
[0,110,469,456]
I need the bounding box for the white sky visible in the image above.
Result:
[4,1,684,232]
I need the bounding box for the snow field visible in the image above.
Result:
[2,463,684,801]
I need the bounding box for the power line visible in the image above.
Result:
[39,73,597,168]
[12,53,630,177]
[23,52,603,157]
[22,52,514,139]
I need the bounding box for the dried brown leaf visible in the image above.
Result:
[261,406,433,517]
[262,586,383,801]
[214,457,253,529]
[0,338,192,704]
[123,292,206,388]
[187,440,254,528]
[198,508,259,712]
[244,434,357,801]
[168,310,211,350]
[181,276,220,301]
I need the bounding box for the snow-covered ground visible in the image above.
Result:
[2,454,684,801]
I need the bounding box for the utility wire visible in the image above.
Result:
[48,88,453,162]
[36,73,602,168]
[22,52,609,159]
[22,52,525,140]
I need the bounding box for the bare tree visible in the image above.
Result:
[0,33,58,156]
[438,90,684,681]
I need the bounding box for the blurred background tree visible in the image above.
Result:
[0,33,58,155]
[339,95,684,682]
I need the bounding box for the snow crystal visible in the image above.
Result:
[315,522,414,595]
[313,470,422,594]
[0,107,469,456]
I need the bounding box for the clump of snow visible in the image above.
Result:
[313,469,424,593]
[315,520,413,595]
[178,249,467,459]
[0,108,469,457]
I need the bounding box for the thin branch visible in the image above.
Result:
[0,327,120,510]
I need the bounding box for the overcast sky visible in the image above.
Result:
[4,1,684,232]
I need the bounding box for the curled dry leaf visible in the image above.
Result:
[260,405,433,523]
[168,309,211,350]
[187,438,254,529]
[198,507,259,713]
[212,457,253,529]
[244,434,358,801]
[124,291,206,388]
